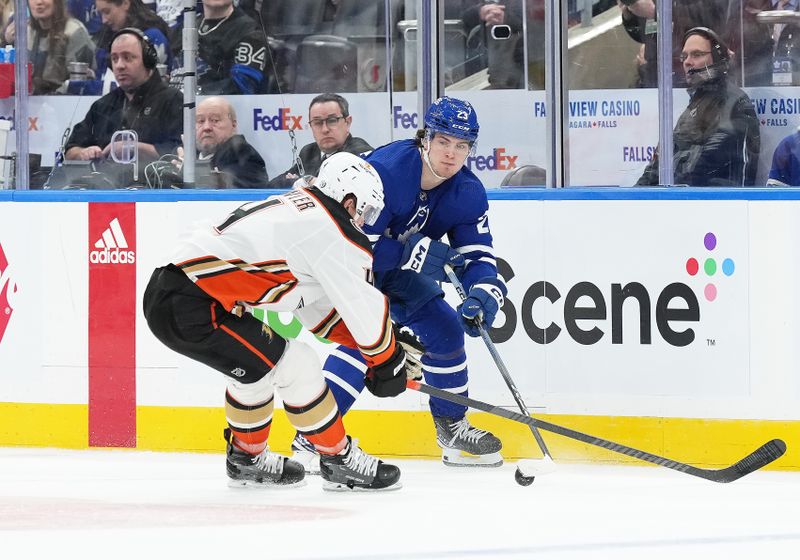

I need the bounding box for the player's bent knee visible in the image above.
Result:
[271,339,325,401]
[227,365,276,404]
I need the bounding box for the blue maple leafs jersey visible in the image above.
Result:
[364,139,499,292]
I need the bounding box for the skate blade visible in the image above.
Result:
[322,480,403,492]
[227,478,307,489]
[441,449,503,468]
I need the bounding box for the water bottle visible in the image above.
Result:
[4,45,13,64]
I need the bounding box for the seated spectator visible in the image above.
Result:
[175,96,268,188]
[195,0,267,94]
[0,0,12,45]
[268,93,372,188]
[767,127,800,186]
[637,27,760,186]
[93,0,171,77]
[16,0,97,94]
[67,0,102,41]
[64,28,182,172]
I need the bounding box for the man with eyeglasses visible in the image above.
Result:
[619,0,732,88]
[291,97,507,472]
[268,93,372,188]
[174,96,268,188]
[636,27,760,186]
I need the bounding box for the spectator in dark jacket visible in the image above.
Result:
[268,93,372,188]
[64,29,182,164]
[637,27,761,186]
[175,96,268,188]
[620,0,731,88]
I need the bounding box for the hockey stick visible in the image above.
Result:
[445,266,555,476]
[407,379,786,483]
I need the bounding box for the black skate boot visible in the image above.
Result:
[433,415,503,467]
[225,428,306,488]
[319,436,401,491]
[291,432,321,475]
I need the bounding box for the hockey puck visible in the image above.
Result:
[514,467,535,486]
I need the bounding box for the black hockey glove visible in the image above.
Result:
[365,343,408,398]
[396,326,424,381]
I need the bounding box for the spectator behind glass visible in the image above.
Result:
[620,0,731,88]
[63,29,182,169]
[174,96,269,188]
[268,93,373,188]
[637,27,760,186]
[67,0,102,40]
[175,0,267,94]
[460,1,549,89]
[767,127,800,186]
[93,0,171,74]
[6,0,97,94]
[0,0,12,45]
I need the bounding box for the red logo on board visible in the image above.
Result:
[0,242,17,344]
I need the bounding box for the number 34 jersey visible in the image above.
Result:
[168,187,395,367]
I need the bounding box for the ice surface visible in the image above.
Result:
[1,448,798,559]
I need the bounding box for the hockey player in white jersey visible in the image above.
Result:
[143,153,409,491]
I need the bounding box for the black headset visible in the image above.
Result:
[683,26,730,65]
[108,27,158,70]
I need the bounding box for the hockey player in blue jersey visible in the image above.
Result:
[293,96,507,469]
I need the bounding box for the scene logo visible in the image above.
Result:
[252,107,303,132]
[89,218,135,264]
[491,232,736,348]
[0,242,17,344]
[683,232,735,302]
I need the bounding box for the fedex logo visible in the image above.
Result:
[393,106,419,129]
[0,242,18,344]
[466,148,518,172]
[253,108,303,132]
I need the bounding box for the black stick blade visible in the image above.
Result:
[707,439,787,483]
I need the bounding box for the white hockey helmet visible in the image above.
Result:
[315,152,385,226]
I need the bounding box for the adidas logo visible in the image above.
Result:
[89,218,136,264]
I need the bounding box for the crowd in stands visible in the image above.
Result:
[6,0,800,188]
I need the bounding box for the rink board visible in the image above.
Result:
[0,189,798,469]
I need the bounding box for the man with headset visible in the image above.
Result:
[636,27,760,186]
[65,28,183,168]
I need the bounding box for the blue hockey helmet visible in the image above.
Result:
[423,97,479,143]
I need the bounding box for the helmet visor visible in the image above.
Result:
[360,203,382,227]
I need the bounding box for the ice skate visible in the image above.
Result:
[291,432,321,475]
[319,436,401,491]
[225,429,306,488]
[433,415,503,467]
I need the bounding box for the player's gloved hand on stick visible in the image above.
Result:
[364,343,408,397]
[458,277,507,337]
[400,233,464,282]
[395,326,424,381]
